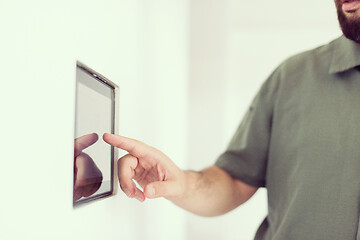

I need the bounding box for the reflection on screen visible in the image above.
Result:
[74,66,114,204]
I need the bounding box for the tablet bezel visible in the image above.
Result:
[73,61,119,207]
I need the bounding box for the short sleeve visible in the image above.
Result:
[215,69,280,188]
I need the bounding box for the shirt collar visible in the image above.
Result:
[329,35,360,74]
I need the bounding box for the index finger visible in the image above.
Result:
[103,133,149,158]
[74,133,99,156]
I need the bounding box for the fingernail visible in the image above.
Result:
[135,196,143,202]
[123,188,131,197]
[147,186,155,198]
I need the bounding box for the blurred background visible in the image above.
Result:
[0,0,341,239]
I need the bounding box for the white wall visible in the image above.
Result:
[0,0,187,239]
[186,0,341,239]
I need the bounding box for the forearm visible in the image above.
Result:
[168,165,257,217]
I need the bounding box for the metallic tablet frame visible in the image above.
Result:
[73,61,119,207]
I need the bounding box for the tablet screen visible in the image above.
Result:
[73,63,116,206]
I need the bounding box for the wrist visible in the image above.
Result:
[166,170,200,202]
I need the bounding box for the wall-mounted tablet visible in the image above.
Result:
[73,61,118,207]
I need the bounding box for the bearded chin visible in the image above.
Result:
[337,8,360,43]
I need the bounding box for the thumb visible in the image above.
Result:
[144,181,180,199]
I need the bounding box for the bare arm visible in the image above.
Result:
[103,133,257,217]
[172,166,257,217]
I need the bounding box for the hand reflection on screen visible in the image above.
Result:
[73,133,103,201]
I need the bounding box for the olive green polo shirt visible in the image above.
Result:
[215,35,360,240]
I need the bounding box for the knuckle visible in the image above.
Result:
[118,154,131,165]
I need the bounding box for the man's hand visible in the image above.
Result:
[103,133,257,216]
[103,133,187,202]
[73,133,103,201]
